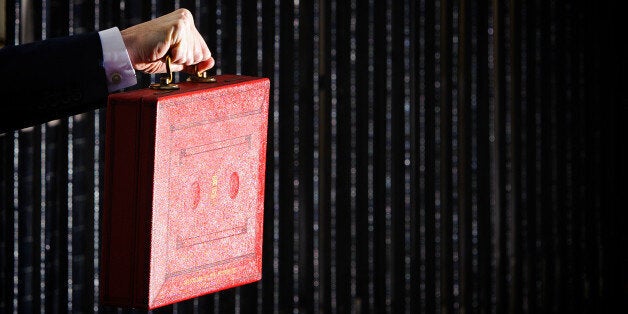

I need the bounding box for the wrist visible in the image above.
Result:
[120,28,138,69]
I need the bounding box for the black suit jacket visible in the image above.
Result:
[0,32,109,134]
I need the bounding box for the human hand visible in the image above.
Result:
[120,8,215,74]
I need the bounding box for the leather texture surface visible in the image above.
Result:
[101,75,269,309]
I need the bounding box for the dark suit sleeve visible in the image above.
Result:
[0,32,109,134]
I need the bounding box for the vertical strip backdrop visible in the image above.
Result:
[1,0,626,313]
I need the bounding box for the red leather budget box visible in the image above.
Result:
[101,75,269,309]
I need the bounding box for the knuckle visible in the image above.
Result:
[175,18,186,30]
[171,9,192,31]
[177,8,192,21]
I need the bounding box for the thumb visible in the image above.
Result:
[167,62,186,73]
[182,57,216,74]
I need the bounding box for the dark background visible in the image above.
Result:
[1,0,627,313]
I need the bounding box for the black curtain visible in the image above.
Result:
[1,0,626,313]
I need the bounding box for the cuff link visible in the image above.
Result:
[111,73,122,84]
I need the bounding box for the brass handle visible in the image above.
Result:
[188,65,217,83]
[150,55,180,90]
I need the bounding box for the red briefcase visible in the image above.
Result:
[100,72,269,309]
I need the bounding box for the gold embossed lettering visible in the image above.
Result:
[183,267,240,286]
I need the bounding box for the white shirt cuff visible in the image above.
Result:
[98,27,137,92]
